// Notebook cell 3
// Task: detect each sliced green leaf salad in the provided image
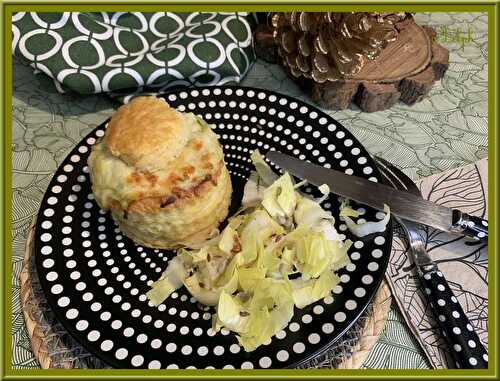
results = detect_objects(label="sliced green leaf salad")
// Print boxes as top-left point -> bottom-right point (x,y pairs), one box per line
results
147,150 -> 355,351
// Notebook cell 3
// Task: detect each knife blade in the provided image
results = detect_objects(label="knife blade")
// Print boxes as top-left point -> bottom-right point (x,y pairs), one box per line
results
266,151 -> 488,241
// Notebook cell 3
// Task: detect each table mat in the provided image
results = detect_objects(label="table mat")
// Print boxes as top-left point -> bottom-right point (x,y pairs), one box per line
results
384,158 -> 488,368
12,12 -> 487,369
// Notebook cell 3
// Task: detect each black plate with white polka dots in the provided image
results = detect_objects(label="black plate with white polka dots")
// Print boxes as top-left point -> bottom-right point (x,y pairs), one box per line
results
34,86 -> 393,369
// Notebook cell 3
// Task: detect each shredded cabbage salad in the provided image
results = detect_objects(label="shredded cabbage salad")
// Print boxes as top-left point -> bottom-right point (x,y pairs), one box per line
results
147,150 -> 388,352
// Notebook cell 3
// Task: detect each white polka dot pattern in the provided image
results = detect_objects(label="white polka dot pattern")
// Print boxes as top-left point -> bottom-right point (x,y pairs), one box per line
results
34,87 -> 391,369
451,212 -> 488,241
420,269 -> 488,368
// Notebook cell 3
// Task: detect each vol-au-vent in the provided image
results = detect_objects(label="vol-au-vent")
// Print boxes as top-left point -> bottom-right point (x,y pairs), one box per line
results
88,96 -> 232,249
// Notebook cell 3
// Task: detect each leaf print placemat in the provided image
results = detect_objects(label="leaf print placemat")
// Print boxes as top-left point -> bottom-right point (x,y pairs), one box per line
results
385,158 -> 488,369
11,11 -> 488,369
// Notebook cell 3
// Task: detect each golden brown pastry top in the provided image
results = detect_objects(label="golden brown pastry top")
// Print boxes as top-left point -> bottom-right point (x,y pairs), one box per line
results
88,96 -> 227,215
104,96 -> 190,171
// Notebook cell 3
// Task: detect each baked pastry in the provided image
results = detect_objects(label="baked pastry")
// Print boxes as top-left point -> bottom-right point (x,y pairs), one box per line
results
87,96 -> 232,249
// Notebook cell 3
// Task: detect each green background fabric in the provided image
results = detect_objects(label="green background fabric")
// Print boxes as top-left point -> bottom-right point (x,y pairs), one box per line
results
12,12 -> 257,95
11,12 -> 487,369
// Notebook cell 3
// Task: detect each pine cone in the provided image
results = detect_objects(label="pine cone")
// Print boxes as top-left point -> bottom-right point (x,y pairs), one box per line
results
273,12 -> 409,82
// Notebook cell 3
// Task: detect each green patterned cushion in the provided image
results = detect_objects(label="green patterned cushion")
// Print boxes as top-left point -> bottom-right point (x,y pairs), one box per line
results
12,12 -> 257,95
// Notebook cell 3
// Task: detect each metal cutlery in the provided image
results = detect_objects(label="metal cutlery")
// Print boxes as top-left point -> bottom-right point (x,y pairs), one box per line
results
375,156 -> 488,369
266,151 -> 488,242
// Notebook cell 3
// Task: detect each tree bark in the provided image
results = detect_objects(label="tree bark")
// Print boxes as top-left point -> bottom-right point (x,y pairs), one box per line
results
311,81 -> 360,110
398,66 -> 435,105
355,83 -> 401,113
430,43 -> 449,80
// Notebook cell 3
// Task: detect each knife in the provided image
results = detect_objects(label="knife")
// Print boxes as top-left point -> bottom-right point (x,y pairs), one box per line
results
266,151 -> 488,242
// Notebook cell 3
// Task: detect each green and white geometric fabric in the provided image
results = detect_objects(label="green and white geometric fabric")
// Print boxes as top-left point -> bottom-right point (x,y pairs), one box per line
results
12,12 -> 257,95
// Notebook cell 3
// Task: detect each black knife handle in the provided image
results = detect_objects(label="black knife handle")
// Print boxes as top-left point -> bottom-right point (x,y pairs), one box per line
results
451,210 -> 488,242
420,267 -> 488,369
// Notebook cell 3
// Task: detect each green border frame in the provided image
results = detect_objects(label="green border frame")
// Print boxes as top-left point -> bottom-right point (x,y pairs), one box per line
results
1,2 -> 498,380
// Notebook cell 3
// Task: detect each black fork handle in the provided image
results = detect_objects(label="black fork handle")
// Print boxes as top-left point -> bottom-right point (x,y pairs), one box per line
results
420,266 -> 488,368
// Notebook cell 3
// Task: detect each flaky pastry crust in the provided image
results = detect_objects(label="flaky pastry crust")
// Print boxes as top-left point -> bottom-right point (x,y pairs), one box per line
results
88,96 -> 232,249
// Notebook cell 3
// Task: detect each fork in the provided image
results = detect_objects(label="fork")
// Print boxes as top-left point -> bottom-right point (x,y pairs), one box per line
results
374,156 -> 488,369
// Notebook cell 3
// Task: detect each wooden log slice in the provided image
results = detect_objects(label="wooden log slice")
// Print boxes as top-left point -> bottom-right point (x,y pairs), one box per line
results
254,15 -> 450,112
351,21 -> 432,82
